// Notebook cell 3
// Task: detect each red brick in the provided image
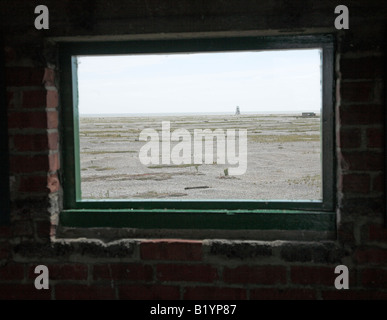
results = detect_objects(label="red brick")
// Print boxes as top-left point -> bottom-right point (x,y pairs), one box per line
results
47,174 -> 60,193
156,264 -> 218,283
47,111 -> 58,129
354,248 -> 387,265
362,269 -> 387,288
8,111 -> 47,129
340,56 -> 384,80
0,226 -> 12,238
46,90 -> 58,108
119,284 -> 180,300
93,263 -> 153,281
339,174 -> 370,194
13,220 -> 33,236
223,266 -> 286,285
43,68 -> 55,87
0,284 -> 51,300
19,175 -> 48,193
369,224 -> 387,242
337,128 -> 361,149
28,264 -> 88,280
49,153 -> 60,172
337,222 -> 356,245
184,286 -> 247,300
250,288 -> 316,300
322,290 -> 387,300
0,242 -> 10,260
35,220 -> 51,238
340,81 -> 375,103
366,127 -> 383,148
340,151 -> 383,171
5,67 -> 44,87
140,239 -> 202,261
10,155 -> 48,173
48,132 -> 59,150
22,90 -> 46,109
13,134 -> 49,152
7,91 -> 22,109
372,173 -> 384,193
291,266 -> 336,286
339,104 -> 383,126
55,284 -> 115,300
0,264 -> 24,280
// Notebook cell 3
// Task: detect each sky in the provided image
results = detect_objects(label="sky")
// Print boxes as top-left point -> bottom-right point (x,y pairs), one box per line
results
77,48 -> 322,115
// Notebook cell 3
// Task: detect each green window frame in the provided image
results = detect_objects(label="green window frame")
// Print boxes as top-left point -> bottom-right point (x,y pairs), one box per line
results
59,34 -> 336,232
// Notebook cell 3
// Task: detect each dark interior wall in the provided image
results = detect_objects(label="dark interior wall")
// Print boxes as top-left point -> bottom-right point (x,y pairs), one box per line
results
0,0 -> 386,299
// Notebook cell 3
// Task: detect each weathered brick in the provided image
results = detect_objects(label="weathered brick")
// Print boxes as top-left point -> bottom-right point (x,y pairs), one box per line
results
47,111 -> 58,129
43,68 -> 55,87
55,284 -> 115,300
140,239 -> 202,261
354,248 -> 387,265
28,264 -> 88,280
19,175 -> 48,193
119,284 -> 180,300
22,90 -> 46,109
361,269 -> 387,288
0,241 -> 10,260
340,151 -> 383,171
35,220 -> 51,238
322,290 -> 387,300
156,264 -> 218,283
8,111 -> 47,129
12,134 -> 49,152
250,288 -> 316,300
7,90 -> 22,109
223,266 -> 286,285
366,127 -> 383,148
339,104 -> 383,126
46,90 -> 58,108
340,81 -> 375,103
337,128 -> 361,149
291,266 -> 337,286
368,224 -> 387,242
371,173 -> 384,193
49,153 -> 60,172
339,174 -> 371,194
184,286 -> 247,300
0,226 -> 12,238
47,174 -> 60,193
5,67 -> 44,87
209,240 -> 272,259
0,263 -> 24,280
48,132 -> 59,151
93,263 -> 153,281
13,220 -> 33,237
340,56 -> 384,79
10,155 -> 48,173
0,284 -> 51,300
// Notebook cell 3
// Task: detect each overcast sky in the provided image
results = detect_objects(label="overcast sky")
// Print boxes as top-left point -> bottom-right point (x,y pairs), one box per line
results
77,48 -> 321,115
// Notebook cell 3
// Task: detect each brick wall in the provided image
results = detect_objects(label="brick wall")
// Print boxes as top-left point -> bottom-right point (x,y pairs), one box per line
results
0,0 -> 386,300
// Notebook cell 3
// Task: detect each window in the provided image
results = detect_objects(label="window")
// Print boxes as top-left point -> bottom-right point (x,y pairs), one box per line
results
59,35 -> 335,233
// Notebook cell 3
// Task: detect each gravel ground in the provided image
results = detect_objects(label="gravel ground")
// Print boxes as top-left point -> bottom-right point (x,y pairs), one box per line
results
79,114 -> 322,201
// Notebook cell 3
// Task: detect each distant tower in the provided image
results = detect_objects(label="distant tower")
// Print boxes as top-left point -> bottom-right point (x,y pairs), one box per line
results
235,106 -> 240,115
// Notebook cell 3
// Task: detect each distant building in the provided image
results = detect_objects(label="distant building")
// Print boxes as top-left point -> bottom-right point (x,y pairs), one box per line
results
301,112 -> 316,118
235,106 -> 240,115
